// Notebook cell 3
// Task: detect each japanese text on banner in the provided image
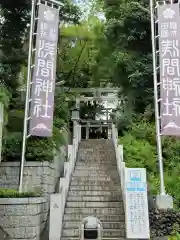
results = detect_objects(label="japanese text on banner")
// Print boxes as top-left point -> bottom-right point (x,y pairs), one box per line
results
29,4 -> 59,137
158,4 -> 180,135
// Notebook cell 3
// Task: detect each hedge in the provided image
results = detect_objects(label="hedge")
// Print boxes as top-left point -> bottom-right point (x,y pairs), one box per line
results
150,209 -> 180,237
0,188 -> 41,198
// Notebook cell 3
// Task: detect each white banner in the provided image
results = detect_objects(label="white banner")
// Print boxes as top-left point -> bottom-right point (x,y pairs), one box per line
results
125,168 -> 150,239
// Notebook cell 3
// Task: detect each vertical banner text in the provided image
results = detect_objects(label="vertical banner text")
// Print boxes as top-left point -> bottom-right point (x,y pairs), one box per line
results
158,4 -> 180,135
29,4 -> 59,137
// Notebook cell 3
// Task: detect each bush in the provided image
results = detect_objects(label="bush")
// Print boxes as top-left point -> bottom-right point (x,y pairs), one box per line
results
130,119 -> 156,146
2,132 -> 22,161
121,119 -> 180,207
2,126 -> 67,161
121,134 -> 157,172
149,209 -> 180,238
0,188 -> 41,198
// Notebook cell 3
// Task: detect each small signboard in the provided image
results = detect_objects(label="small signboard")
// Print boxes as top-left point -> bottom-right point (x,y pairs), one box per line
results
125,168 -> 150,239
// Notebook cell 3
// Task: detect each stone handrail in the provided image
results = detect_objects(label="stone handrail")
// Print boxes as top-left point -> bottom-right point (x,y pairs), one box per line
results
111,124 -> 126,207
0,102 -> 4,163
112,124 -> 151,239
49,121 -> 81,240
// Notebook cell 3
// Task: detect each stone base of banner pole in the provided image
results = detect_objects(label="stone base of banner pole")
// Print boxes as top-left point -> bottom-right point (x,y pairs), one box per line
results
155,194 -> 173,210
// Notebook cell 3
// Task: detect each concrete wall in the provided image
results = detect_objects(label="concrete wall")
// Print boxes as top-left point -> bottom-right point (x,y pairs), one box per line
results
0,129 -> 69,239
0,197 -> 48,240
0,146 -> 66,195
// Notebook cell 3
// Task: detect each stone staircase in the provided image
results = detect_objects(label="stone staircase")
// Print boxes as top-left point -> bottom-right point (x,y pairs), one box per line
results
61,139 -> 125,240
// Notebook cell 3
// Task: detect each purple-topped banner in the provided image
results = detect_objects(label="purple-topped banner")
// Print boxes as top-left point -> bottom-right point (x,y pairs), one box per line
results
158,3 -> 180,136
29,4 -> 59,137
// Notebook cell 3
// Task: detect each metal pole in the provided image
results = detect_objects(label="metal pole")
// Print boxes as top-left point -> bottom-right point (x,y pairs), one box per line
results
0,103 -> 4,163
19,0 -> 35,193
150,0 -> 166,195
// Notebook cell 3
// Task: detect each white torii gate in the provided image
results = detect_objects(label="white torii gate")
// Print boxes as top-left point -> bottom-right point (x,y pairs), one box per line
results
69,88 -> 120,140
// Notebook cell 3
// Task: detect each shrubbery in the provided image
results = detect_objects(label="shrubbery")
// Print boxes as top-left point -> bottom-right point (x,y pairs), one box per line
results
2,91 -> 69,162
0,188 -> 41,198
149,209 -> 180,237
2,127 -> 67,162
120,118 -> 180,237
121,119 -> 180,208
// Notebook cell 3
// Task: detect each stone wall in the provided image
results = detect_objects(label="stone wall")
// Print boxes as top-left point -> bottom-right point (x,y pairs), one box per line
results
0,197 -> 48,240
0,127 -> 69,195
0,129 -> 69,239
0,146 -> 66,195
0,142 -> 66,195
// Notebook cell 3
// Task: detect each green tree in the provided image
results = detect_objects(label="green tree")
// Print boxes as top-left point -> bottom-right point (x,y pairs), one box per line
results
0,0 -> 82,161
104,0 -> 153,114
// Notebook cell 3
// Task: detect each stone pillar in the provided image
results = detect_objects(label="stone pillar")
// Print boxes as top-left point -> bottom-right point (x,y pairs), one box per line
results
0,103 -> 3,163
106,109 -> 108,121
86,123 -> 90,140
108,123 -> 112,139
73,121 -> 77,140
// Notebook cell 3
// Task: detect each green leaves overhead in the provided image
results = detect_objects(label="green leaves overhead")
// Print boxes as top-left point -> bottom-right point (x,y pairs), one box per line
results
104,0 -> 153,114
59,17 -> 105,88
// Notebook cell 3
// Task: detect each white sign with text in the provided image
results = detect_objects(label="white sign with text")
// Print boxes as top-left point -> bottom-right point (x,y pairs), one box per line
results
125,168 -> 150,239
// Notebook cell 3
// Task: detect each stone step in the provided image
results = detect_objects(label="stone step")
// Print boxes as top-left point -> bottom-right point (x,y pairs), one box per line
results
63,214 -> 124,222
78,157 -> 115,159
79,149 -> 114,152
79,151 -> 115,154
78,152 -> 115,155
74,166 -> 117,172
65,205 -> 124,215
65,201 -> 123,208
79,148 -> 115,152
74,167 -> 118,173
63,221 -> 125,229
61,238 -> 125,240
76,162 -> 117,166
79,141 -> 113,146
71,176 -> 119,182
79,145 -> 114,149
75,163 -> 117,167
79,149 -> 114,153
68,190 -> 121,196
62,228 -> 125,237
78,154 -> 116,158
72,170 -> 118,176
78,150 -> 115,153
70,180 -> 119,186
69,185 -> 121,191
66,195 -> 122,202
76,159 -> 116,162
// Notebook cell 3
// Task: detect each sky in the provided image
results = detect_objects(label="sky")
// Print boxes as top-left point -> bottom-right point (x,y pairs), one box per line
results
72,0 -> 105,21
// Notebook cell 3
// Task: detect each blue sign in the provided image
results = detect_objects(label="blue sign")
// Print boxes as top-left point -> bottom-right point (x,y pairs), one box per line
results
130,170 -> 142,182
126,182 -> 146,192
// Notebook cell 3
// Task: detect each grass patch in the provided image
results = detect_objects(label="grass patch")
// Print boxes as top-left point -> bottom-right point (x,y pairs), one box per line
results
0,188 -> 41,198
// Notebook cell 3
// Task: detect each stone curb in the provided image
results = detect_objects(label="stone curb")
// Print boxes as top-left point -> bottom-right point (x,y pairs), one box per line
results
0,197 -> 46,205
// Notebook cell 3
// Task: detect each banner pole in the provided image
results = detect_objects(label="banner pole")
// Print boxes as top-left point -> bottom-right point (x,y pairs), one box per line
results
19,0 -> 35,193
150,0 -> 166,195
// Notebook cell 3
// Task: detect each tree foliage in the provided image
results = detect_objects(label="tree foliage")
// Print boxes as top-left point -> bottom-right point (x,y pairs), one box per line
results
0,0 -> 82,161
121,118 -> 180,208
103,0 -> 153,114
0,0 -> 106,161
